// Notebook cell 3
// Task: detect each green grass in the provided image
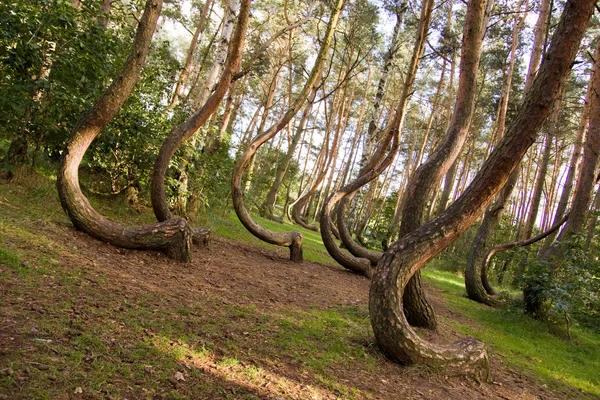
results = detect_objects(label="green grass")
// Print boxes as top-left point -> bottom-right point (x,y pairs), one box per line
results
3,171 -> 600,398
423,268 -> 600,396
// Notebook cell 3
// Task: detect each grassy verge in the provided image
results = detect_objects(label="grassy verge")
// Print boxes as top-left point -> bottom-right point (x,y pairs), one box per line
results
423,268 -> 600,396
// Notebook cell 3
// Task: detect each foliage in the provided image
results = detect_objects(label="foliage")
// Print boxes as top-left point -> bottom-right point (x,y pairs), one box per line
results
0,0 -> 133,165
524,236 -> 600,331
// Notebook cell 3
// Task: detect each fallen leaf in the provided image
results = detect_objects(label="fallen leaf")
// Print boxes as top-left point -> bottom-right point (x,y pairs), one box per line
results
174,371 -> 185,381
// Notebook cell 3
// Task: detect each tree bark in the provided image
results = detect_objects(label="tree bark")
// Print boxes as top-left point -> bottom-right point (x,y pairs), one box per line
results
231,0 -> 345,262
397,0 -> 488,330
150,0 -> 249,245
369,0 -> 593,376
57,0 -> 196,262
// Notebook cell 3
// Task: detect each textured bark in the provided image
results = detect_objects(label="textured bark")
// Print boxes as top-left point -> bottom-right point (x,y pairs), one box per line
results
150,0 -> 249,245
397,0 -> 487,331
231,0 -> 345,262
370,0 -> 593,376
57,0 -> 195,262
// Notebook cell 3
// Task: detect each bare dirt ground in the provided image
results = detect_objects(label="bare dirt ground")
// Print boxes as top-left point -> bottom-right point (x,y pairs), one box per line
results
0,183 -> 591,399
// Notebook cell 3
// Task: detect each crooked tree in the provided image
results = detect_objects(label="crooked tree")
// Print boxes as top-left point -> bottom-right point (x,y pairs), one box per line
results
231,0 -> 346,263
57,0 -> 197,262
150,0 -> 250,244
368,0 -> 595,377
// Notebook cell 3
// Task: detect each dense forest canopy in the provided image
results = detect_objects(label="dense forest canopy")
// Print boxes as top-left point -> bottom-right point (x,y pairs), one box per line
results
1,0 -> 599,378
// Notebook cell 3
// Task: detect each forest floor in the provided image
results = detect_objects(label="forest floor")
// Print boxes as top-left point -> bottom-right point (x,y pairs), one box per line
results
0,176 -> 598,399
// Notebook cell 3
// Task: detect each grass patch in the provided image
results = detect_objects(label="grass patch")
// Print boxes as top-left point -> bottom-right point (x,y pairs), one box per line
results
423,268 -> 600,396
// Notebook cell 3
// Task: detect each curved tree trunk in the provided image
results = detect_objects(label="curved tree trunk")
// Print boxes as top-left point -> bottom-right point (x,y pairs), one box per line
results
369,0 -> 593,377
467,210 -> 569,306
150,0 -> 249,245
396,0 -> 488,330
57,0 -> 196,262
292,97 -> 343,232
231,0 -> 345,262
321,132 -> 400,277
319,0 -> 433,282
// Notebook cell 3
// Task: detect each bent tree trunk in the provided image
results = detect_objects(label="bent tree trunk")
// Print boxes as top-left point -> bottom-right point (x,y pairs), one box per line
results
260,81 -> 319,221
321,131 -> 400,277
320,0 -> 433,279
467,210 -> 569,306
369,0 -> 594,377
231,0 -> 345,262
57,0 -> 194,262
396,0 -> 487,330
150,0 -> 249,245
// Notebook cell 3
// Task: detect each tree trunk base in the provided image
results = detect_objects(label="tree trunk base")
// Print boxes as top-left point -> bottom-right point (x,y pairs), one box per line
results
192,227 -> 211,246
289,235 -> 303,263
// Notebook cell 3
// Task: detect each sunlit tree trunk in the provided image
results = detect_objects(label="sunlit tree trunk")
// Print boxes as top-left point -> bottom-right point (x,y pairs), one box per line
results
370,0 -> 594,375
57,0 -> 196,261
150,0 -> 248,245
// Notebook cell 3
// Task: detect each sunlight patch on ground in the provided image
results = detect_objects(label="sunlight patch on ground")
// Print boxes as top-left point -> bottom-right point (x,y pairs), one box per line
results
424,271 -> 465,289
151,334 -> 340,399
